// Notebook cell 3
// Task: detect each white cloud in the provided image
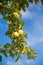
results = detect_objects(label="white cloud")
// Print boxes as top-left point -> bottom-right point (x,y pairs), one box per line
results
6,59 -> 40,65
23,59 -> 40,65
6,60 -> 23,65
20,2 -> 43,21
28,15 -> 43,46
20,10 -> 33,19
6,61 -> 13,65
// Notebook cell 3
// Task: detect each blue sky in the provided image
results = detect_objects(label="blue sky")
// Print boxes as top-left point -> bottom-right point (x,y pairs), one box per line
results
0,2 -> 43,65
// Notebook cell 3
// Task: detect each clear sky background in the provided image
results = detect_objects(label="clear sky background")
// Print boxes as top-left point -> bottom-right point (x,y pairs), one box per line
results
0,2 -> 43,65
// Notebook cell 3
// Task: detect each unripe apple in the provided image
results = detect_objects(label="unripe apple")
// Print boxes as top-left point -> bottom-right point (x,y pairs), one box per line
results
0,46 -> 2,50
18,30 -> 24,35
13,12 -> 19,18
21,48 -> 26,54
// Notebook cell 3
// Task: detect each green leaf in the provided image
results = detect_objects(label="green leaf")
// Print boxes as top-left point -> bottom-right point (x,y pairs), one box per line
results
0,56 -> 2,62
29,0 -> 33,3
4,43 -> 10,49
15,54 -> 21,62
1,50 -> 8,57
35,0 -> 39,4
41,0 -> 43,5
27,52 -> 31,59
0,2 -> 2,6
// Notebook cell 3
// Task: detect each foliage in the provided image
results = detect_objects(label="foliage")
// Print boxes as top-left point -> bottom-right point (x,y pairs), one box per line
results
0,0 -> 42,62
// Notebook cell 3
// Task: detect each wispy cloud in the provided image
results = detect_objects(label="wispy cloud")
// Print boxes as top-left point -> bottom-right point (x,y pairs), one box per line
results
21,3 -> 43,20
6,59 -> 40,65
21,10 -> 33,19
23,59 -> 40,65
6,60 -> 23,65
28,15 -> 43,46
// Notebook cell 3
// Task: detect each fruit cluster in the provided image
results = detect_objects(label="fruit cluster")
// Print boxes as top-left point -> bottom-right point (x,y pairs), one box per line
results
12,30 -> 24,38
